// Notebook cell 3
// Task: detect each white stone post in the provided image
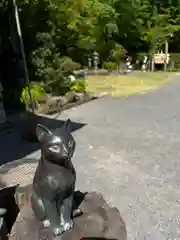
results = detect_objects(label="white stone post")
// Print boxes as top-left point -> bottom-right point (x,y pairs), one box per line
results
126,57 -> 132,72
141,56 -> 148,72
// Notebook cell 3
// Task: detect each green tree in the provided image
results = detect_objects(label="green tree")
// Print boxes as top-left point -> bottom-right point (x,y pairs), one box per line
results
110,44 -> 127,71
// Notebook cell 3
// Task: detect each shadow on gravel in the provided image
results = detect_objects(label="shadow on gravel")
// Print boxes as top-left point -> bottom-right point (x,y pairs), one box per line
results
0,111 -> 86,166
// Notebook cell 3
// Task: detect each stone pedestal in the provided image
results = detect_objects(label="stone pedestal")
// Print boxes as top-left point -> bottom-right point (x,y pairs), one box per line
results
10,192 -> 127,240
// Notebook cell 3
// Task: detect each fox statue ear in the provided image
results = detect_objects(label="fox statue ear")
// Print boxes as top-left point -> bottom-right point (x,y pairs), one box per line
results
36,124 -> 52,141
64,119 -> 71,132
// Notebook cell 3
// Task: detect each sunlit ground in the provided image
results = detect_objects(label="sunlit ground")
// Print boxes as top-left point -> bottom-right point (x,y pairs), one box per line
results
85,72 -> 175,97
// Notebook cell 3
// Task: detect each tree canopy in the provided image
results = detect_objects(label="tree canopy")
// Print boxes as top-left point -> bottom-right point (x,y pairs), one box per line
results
1,0 -> 180,109
2,0 -> 180,69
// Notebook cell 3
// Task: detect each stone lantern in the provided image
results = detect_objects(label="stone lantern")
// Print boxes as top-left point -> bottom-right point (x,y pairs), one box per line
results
141,56 -> 148,72
93,51 -> 99,70
88,56 -> 92,69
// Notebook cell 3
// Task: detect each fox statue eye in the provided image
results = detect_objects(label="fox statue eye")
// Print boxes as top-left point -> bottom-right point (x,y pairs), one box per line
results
68,140 -> 73,148
48,145 -> 60,153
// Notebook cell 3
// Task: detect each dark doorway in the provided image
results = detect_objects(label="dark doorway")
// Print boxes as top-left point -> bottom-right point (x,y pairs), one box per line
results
155,63 -> 164,71
0,2 -> 25,114
0,42 -> 25,114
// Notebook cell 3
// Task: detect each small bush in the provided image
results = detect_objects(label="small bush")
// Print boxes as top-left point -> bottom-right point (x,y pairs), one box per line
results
20,82 -> 46,107
104,61 -> 117,71
168,67 -> 180,72
60,57 -> 81,74
70,79 -> 86,92
110,44 -> 127,64
45,76 -> 70,95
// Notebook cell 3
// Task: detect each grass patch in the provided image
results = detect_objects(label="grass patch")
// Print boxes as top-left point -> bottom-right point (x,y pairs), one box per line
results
85,72 -> 175,97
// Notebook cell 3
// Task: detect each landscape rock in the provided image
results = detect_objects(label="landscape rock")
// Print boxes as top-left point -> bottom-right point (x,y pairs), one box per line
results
46,96 -> 64,109
62,92 -> 78,105
40,92 -> 96,115
37,94 -> 50,105
10,191 -> 126,240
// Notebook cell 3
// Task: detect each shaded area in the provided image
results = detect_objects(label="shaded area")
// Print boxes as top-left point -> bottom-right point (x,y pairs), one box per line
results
0,185 -> 19,236
0,1 -> 27,114
73,191 -> 87,213
0,112 -> 86,166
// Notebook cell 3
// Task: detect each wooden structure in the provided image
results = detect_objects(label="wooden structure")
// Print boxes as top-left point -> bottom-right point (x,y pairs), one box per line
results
153,51 -> 170,64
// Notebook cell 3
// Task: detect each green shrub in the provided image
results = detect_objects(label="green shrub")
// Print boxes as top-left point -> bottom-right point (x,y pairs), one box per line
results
70,79 -> 86,92
20,82 -> 46,107
45,76 -> 70,95
110,44 -> 127,64
136,52 -> 148,62
104,61 -> 117,71
60,57 -> 81,74
168,67 -> 180,72
170,53 -> 180,69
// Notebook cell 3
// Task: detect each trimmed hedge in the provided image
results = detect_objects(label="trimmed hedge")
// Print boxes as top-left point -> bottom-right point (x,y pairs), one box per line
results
104,61 -> 117,71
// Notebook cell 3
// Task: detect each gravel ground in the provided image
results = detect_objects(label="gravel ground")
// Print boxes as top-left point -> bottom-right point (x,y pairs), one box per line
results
1,75 -> 180,239
58,76 -> 180,240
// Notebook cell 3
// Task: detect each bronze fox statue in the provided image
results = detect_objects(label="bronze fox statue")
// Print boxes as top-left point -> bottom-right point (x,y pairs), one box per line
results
31,119 -> 79,237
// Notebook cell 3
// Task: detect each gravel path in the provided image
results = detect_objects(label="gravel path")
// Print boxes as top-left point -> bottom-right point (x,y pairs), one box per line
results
59,76 -> 180,240
1,75 -> 180,239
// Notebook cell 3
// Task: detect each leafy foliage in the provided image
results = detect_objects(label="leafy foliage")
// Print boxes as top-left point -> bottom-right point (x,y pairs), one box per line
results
1,0 -> 180,109
110,44 -> 127,68
60,57 -> 81,74
170,53 -> 180,69
104,61 -> 117,71
20,82 -> 45,107
70,79 -> 86,92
